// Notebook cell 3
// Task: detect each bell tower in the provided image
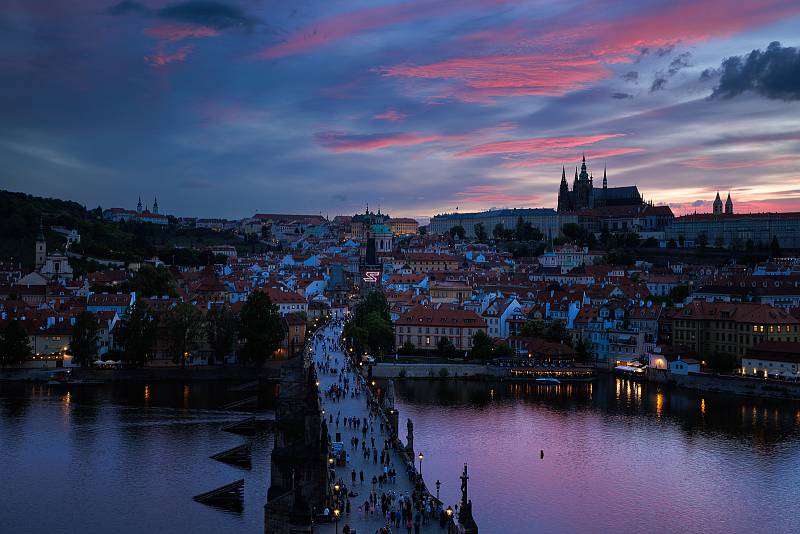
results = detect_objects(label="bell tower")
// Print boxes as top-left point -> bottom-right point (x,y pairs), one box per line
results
35,219 -> 47,269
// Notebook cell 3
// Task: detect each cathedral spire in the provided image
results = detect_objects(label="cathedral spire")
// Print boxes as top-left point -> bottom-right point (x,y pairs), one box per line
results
725,192 -> 733,214
561,166 -> 566,183
137,195 -> 143,213
603,165 -> 607,189
713,192 -> 723,215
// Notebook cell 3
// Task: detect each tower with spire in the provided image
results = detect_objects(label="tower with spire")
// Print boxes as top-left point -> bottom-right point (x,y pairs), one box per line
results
725,193 -> 733,215
603,165 -> 607,189
713,192 -> 723,215
137,196 -> 143,214
35,218 -> 47,270
153,195 -> 159,215
557,166 -> 571,211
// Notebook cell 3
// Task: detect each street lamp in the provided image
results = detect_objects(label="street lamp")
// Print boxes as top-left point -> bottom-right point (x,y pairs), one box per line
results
435,479 -> 441,501
333,508 -> 341,534
446,506 -> 453,519
418,452 -> 424,477
329,456 -> 334,466
334,482 -> 340,493
315,379 -> 320,387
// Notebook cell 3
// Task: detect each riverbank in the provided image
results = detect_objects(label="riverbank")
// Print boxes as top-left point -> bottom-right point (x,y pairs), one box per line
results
370,362 -> 501,380
648,368 -> 800,400
0,364 -> 283,383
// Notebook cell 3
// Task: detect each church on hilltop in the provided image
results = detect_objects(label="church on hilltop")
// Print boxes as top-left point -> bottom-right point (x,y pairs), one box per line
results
557,156 -> 644,212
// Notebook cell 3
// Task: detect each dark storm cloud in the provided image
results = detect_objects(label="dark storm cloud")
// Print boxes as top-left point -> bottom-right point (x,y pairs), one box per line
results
611,92 -> 633,99
710,41 -> 800,100
699,68 -> 717,82
621,71 -> 638,83
109,0 -> 261,30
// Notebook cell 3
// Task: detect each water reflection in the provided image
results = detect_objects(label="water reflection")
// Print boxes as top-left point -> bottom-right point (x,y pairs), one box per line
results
0,381 -> 275,534
394,375 -> 800,534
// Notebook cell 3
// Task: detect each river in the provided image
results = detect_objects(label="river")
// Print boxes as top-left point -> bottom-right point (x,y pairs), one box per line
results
2,376 -> 799,534
393,376 -> 800,534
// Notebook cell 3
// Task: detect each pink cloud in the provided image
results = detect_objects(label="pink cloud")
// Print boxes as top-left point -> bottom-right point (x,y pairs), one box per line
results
316,122 -> 516,153
454,133 -> 625,158
315,131 -> 461,152
381,54 -> 611,101
501,147 -> 643,168
374,109 -> 407,122
251,0 -> 514,60
381,0 -> 800,101
145,45 -> 193,67
144,24 -> 221,43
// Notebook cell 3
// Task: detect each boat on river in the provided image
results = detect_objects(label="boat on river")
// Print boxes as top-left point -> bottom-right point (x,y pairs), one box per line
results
535,378 -> 561,385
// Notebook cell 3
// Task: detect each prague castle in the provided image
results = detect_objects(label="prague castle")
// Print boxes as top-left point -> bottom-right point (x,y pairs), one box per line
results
557,156 -> 644,212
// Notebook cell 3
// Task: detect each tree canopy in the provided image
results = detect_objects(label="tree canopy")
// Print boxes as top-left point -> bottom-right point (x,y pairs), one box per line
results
1,320 -> 32,365
116,302 -> 157,364
70,311 -> 99,366
238,291 -> 284,364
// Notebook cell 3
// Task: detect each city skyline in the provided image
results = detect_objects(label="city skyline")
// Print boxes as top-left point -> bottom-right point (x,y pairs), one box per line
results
2,0 -> 800,220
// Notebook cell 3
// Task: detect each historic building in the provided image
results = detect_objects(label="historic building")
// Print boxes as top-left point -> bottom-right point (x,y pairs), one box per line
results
666,192 -> 800,249
103,195 -> 168,225
428,208 -> 575,239
557,156 -> 644,212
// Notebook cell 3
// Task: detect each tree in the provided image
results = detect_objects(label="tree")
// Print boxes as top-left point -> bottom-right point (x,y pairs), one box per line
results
206,305 -> 238,365
474,223 -> 488,243
419,226 -> 427,236
129,264 -> 176,297
363,311 -> 394,355
770,236 -> 781,258
166,303 -> 203,366
398,341 -> 416,355
521,320 -> 545,338
70,311 -> 99,366
697,232 -> 708,250
493,223 -> 505,239
493,342 -> 514,358
1,320 -> 32,365
344,291 -> 393,355
449,225 -> 466,240
116,302 -> 157,364
436,336 -> 456,357
469,330 -> 494,360
238,291 -> 284,364
562,223 -> 584,243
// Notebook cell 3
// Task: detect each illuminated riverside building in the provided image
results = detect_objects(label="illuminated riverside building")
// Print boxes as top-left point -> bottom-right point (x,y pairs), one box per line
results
672,301 -> 800,358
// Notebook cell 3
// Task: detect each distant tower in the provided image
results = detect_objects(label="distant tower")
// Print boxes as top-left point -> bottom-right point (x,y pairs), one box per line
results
137,196 -> 143,213
713,192 -> 723,215
153,195 -> 159,215
35,219 -> 47,270
603,165 -> 607,189
725,192 -> 733,214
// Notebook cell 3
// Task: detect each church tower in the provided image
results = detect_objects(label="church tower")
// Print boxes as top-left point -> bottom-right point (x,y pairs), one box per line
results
35,219 -> 47,270
153,195 -> 159,215
725,193 -> 733,214
713,192 -> 723,215
603,165 -> 607,189
137,196 -> 143,213
558,166 -> 571,212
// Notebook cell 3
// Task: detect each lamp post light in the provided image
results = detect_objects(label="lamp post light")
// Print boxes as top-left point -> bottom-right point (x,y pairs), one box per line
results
333,508 -> 341,534
418,452 -> 424,477
334,482 -> 340,494
329,456 -> 334,467
435,479 -> 441,501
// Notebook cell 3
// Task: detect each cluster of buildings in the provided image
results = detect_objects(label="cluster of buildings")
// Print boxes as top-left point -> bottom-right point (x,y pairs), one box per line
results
429,157 -> 800,250
3,161 -> 800,380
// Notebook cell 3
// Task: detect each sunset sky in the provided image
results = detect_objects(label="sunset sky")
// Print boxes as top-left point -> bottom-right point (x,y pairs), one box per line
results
2,0 -> 800,221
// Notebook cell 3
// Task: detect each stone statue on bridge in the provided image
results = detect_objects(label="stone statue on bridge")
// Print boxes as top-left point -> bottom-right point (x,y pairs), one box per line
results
384,379 -> 396,411
406,418 -> 414,456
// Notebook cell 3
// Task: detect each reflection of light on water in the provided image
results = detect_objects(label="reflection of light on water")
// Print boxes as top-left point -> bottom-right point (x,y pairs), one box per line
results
656,392 -> 664,418
616,379 -> 621,400
144,385 -> 150,405
183,384 -> 190,408
63,391 -> 71,406
701,398 -> 706,415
